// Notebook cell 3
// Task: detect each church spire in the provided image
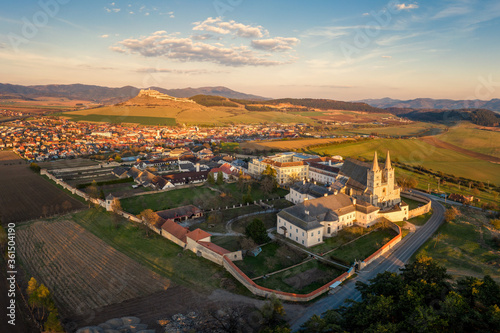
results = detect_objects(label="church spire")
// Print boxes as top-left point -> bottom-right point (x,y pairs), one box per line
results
371,151 -> 380,171
385,150 -> 392,170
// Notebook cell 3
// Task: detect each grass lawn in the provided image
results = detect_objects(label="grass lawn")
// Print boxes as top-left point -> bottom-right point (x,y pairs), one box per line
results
395,167 -> 499,208
309,225 -> 378,255
256,260 -> 345,294
71,208 -> 228,291
393,222 -> 411,238
407,210 -> 433,226
402,196 -> 426,210
329,228 -> 397,264
235,242 -> 308,278
120,186 -> 214,214
311,138 -> 500,185
211,236 -> 243,252
232,213 -> 277,234
438,122 -> 500,158
120,184 -> 288,216
415,206 -> 500,282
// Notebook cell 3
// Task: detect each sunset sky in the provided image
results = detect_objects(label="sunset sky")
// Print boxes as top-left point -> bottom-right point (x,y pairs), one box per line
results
1,0 -> 500,100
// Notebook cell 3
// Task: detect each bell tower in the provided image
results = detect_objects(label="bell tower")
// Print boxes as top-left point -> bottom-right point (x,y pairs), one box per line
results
367,151 -> 382,205
384,150 -> 394,192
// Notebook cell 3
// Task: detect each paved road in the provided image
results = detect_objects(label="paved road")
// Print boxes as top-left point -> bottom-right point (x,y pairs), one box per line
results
289,197 -> 445,331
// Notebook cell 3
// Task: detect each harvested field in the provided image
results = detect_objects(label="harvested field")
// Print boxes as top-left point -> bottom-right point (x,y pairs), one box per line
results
420,136 -> 500,163
17,220 -> 170,318
0,152 -> 84,224
0,150 -> 19,161
241,138 -> 353,152
37,158 -> 100,170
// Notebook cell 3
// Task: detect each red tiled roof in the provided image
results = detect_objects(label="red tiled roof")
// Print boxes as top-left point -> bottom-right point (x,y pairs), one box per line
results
161,219 -> 189,243
198,241 -> 230,255
186,228 -> 211,242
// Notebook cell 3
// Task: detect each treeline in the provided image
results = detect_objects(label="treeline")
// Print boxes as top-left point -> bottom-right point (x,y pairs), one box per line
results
244,105 -> 278,111
387,108 -> 500,126
266,98 -> 387,113
189,95 -> 239,107
76,177 -> 134,189
300,256 -> 500,332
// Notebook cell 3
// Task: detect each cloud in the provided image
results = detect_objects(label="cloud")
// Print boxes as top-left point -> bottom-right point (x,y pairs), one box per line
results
395,3 -> 419,11
193,17 -> 268,38
105,7 -> 121,13
381,55 -> 392,59
251,37 -> 300,52
101,34 -> 109,38
136,67 -> 228,75
111,33 -> 290,66
191,33 -> 220,40
433,6 -> 471,19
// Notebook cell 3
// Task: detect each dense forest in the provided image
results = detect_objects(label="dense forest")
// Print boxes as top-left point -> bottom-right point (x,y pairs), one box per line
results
189,94 -> 239,107
266,98 -> 387,112
386,108 -> 500,126
300,256 -> 500,333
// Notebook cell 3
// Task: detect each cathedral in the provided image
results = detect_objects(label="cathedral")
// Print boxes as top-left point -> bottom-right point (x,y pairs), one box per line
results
340,151 -> 401,209
277,151 -> 408,247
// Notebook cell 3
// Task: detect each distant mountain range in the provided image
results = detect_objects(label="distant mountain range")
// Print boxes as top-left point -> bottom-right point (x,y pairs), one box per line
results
0,83 -> 268,104
358,97 -> 500,112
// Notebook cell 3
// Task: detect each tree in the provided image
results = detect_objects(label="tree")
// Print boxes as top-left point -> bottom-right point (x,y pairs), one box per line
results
44,309 -> 64,332
259,295 -> 290,332
444,206 -> 460,222
245,218 -> 270,244
262,165 -> 277,178
138,209 -> 159,237
110,198 -> 122,229
300,257 -> 500,333
261,176 -> 277,195
207,172 -> 215,185
29,162 -> 41,173
87,180 -> 99,200
61,200 -> 72,212
472,188 -> 480,197
216,171 -> 224,185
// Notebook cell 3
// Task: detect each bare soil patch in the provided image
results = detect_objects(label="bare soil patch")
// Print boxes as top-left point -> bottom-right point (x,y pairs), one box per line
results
284,268 -> 330,289
0,152 -> 84,224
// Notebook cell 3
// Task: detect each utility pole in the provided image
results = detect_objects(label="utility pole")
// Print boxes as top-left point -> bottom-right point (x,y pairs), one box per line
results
428,183 -> 430,193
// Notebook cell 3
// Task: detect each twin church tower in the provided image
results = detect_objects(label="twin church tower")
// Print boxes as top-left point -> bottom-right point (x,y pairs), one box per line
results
364,151 -> 401,208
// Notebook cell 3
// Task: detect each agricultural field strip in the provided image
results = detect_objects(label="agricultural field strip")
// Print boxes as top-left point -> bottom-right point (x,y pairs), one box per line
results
19,221 -> 153,307
17,220 -> 168,314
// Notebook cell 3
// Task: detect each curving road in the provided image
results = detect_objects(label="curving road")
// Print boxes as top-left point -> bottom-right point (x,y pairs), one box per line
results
289,196 -> 445,331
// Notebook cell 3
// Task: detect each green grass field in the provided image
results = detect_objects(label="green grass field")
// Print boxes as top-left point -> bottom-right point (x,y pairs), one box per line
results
71,208 -> 228,291
340,122 -> 446,137
120,183 -> 287,215
64,113 -> 177,126
438,122 -> 500,158
407,210 -> 433,226
312,138 -> 500,185
328,228 -> 397,264
415,206 -> 500,282
235,242 -> 308,278
120,187 -> 214,215
395,167 -> 499,207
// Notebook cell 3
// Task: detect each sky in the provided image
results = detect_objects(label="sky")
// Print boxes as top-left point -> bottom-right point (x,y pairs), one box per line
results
1,0 -> 500,100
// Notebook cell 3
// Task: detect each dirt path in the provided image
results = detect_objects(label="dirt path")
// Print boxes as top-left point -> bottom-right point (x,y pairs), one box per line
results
419,136 -> 500,163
